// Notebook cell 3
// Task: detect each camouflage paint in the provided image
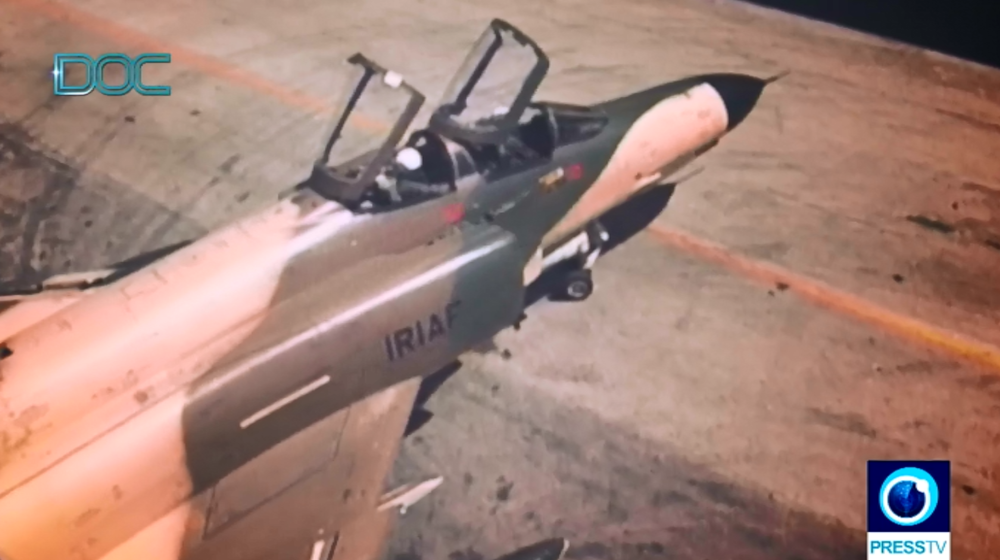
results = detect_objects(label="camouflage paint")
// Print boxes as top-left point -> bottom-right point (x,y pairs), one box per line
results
0,63 -> 766,560
0,185 -> 525,559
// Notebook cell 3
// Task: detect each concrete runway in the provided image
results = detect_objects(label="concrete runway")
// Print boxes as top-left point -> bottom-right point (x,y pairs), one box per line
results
1,0 -> 999,558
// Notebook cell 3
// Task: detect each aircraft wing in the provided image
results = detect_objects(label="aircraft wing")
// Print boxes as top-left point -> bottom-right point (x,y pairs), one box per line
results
101,377 -> 427,560
0,269 -> 114,340
0,241 -> 194,339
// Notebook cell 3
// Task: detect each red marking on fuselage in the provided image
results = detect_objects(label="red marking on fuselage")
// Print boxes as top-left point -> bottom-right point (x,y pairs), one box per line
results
442,203 -> 465,224
565,164 -> 583,181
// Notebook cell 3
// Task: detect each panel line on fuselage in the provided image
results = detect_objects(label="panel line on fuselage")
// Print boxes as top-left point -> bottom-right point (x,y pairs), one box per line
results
239,375 -> 332,429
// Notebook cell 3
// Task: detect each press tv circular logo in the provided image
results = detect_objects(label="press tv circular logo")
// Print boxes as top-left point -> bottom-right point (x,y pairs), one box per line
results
879,467 -> 940,526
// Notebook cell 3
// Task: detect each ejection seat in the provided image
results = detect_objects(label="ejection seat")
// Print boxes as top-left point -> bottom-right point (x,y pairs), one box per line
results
517,104 -> 558,158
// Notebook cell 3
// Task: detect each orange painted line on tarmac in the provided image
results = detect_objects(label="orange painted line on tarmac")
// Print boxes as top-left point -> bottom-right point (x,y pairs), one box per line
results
8,0 -> 331,113
4,0 -> 388,131
646,225 -> 1000,372
10,0 -> 1000,373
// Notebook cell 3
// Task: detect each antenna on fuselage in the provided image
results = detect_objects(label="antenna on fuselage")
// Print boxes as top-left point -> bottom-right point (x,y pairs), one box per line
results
764,69 -> 790,84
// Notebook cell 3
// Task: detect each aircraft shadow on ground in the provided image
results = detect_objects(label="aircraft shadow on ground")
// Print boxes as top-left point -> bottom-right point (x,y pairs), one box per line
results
406,360 -> 463,437
408,183 -> 676,436
390,360 -> 867,560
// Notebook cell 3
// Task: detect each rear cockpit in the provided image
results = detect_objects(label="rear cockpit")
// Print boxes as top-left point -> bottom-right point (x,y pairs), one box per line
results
539,102 -> 608,147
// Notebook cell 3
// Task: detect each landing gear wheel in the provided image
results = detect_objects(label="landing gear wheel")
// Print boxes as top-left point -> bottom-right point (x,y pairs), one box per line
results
560,269 -> 594,302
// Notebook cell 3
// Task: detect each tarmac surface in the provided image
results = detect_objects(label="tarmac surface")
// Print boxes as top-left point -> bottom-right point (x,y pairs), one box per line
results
1,0 -> 1000,558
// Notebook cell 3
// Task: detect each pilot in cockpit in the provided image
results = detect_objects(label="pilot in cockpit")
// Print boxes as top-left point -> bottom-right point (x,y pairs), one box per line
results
374,143 -> 453,203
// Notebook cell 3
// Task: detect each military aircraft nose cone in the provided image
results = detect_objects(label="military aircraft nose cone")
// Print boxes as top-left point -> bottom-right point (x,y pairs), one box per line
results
703,73 -> 768,131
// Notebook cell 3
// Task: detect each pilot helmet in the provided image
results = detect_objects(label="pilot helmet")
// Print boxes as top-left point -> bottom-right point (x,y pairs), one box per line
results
395,147 -> 423,171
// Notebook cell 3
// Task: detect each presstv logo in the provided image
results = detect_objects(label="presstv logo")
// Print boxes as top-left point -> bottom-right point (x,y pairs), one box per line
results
867,461 -> 950,559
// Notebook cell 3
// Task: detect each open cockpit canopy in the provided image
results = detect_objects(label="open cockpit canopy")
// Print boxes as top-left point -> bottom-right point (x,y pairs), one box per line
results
309,54 -> 425,203
304,21 -> 556,209
429,19 -> 549,146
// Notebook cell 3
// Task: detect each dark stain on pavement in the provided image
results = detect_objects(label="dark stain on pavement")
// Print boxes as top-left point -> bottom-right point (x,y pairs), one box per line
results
0,121 -> 205,288
805,407 -> 878,438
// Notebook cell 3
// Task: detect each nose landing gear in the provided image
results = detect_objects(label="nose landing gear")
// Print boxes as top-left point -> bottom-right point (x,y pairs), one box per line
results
559,269 -> 594,301
552,221 -> 608,302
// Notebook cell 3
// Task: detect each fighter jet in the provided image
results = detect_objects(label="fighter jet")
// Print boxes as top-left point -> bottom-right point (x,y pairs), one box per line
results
0,18 -> 769,560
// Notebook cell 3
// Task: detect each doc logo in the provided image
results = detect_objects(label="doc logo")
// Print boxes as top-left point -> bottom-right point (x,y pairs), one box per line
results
868,461 -> 950,559
53,53 -> 171,96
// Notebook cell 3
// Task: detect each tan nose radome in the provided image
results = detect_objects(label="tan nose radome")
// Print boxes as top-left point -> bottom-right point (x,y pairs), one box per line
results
544,82 -> 728,247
